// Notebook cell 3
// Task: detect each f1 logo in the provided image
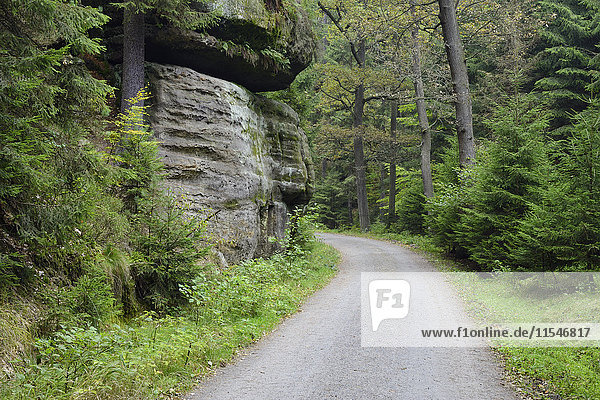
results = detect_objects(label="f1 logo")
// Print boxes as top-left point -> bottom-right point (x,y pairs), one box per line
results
369,280 -> 411,331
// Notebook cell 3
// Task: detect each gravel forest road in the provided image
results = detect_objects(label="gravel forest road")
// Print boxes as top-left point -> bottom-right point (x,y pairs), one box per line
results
185,233 -> 518,400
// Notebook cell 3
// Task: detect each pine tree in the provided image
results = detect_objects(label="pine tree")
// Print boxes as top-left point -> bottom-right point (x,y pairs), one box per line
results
455,96 -> 551,270
532,0 -> 600,130
512,101 -> 600,270
0,0 -> 112,283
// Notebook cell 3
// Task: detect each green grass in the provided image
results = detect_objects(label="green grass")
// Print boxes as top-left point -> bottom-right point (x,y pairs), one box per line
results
456,274 -> 600,399
0,240 -> 339,400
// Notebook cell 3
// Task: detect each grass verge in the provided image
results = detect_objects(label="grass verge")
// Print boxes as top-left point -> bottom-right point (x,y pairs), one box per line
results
0,240 -> 339,400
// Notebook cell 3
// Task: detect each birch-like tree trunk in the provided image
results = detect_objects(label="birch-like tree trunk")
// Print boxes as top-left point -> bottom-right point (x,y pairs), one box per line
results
438,0 -> 475,166
411,0 -> 434,198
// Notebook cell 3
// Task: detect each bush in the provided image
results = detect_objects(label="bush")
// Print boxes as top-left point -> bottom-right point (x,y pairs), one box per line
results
426,181 -> 469,257
426,138 -> 469,256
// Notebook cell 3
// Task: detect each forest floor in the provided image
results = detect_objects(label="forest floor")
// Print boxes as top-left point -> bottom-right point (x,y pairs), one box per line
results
185,233 -> 517,399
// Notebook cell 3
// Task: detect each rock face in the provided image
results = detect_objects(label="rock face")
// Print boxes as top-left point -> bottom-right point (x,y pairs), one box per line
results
148,64 -> 314,263
103,0 -> 316,91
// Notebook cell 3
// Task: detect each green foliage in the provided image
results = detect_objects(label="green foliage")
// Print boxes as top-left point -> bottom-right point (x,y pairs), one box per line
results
390,169 -> 426,234
425,96 -> 552,268
0,0 -> 114,286
104,89 -> 210,313
424,138 -> 467,254
454,97 -> 551,269
532,0 -> 600,129
180,210 -> 322,322
426,181 -> 466,255
312,167 -> 355,229
115,0 -> 218,31
0,0 -> 111,204
510,100 -> 600,270
131,193 -> 209,312
1,241 -> 339,400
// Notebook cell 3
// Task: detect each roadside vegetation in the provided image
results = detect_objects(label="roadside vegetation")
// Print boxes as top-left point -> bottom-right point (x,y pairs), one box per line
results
1,218 -> 338,400
0,4 -> 339,394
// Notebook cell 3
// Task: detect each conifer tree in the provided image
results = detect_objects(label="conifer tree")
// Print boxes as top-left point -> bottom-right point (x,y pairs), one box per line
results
533,0 -> 600,129
117,0 -> 216,112
0,0 -> 112,281
455,96 -> 550,269
511,101 -> 600,270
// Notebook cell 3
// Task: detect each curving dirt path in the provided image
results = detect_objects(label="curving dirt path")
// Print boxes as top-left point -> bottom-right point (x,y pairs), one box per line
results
184,233 -> 518,400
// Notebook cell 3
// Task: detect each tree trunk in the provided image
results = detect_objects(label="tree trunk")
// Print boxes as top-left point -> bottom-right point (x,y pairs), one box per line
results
378,163 -> 386,222
411,0 -> 434,198
321,158 -> 328,178
388,100 -> 397,227
438,0 -> 475,166
353,132 -> 370,231
353,40 -> 370,232
347,192 -> 354,226
121,5 -> 145,113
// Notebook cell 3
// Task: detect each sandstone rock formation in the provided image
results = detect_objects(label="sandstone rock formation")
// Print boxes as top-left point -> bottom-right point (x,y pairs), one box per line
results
102,0 -> 316,91
148,64 -> 314,264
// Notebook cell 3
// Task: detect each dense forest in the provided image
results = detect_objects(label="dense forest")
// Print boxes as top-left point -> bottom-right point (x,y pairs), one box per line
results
299,0 -> 600,272
1,0 -> 600,398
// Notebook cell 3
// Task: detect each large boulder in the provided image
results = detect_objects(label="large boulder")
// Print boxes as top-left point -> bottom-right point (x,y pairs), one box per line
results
147,63 -> 314,263
103,0 -> 316,91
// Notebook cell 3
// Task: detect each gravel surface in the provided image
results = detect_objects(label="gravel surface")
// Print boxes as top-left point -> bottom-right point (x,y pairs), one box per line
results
185,233 -> 518,400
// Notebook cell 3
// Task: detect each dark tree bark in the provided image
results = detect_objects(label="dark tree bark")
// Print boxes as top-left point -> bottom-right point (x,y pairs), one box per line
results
378,163 -> 386,221
121,5 -> 145,113
347,192 -> 354,226
411,0 -> 434,198
321,158 -> 328,178
353,41 -> 370,232
353,133 -> 370,231
388,100 -> 397,227
438,0 -> 475,166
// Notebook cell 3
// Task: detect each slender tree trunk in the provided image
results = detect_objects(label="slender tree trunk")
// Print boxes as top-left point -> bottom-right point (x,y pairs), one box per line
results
411,0 -> 434,198
378,163 -> 386,222
121,5 -> 145,113
353,132 -> 370,231
438,0 -> 475,166
388,100 -> 397,227
347,192 -> 354,226
353,40 -> 370,232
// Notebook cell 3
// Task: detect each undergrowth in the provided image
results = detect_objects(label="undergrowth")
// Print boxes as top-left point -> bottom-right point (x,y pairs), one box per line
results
0,236 -> 339,400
